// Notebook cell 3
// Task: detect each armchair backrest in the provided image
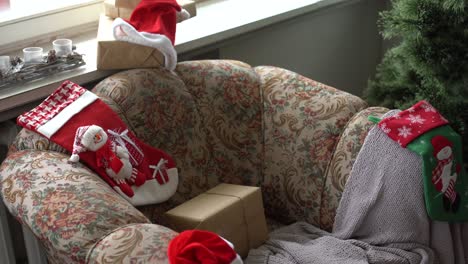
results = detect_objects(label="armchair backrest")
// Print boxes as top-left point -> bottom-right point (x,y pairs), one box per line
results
253,65 -> 388,230
93,60 -> 264,221
93,60 -> 389,230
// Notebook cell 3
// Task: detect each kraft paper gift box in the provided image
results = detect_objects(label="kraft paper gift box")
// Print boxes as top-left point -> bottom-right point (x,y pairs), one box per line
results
109,0 -> 197,19
97,15 -> 165,70
103,0 -> 133,19
163,183 -> 269,258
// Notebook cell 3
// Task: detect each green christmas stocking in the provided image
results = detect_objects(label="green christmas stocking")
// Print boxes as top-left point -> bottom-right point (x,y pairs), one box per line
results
370,100 -> 467,221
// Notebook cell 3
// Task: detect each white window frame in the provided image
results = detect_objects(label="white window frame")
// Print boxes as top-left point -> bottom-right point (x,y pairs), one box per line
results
0,0 -> 103,54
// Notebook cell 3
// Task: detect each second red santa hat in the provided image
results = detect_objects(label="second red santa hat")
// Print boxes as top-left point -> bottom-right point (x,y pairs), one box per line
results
112,0 -> 190,71
168,230 -> 243,264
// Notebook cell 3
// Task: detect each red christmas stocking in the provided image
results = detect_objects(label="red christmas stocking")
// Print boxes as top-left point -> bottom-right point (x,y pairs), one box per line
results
17,80 -> 178,206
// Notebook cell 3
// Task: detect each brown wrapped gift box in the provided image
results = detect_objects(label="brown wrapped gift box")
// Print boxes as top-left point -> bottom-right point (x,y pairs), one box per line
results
109,0 -> 197,19
164,184 -> 269,258
114,0 -> 140,9
97,15 -> 165,70
103,0 -> 133,19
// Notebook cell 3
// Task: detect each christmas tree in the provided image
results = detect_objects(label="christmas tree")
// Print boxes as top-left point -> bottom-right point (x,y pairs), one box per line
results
365,0 -> 468,167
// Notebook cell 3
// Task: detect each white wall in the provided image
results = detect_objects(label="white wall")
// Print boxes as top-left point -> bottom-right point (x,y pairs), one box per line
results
217,0 -> 386,96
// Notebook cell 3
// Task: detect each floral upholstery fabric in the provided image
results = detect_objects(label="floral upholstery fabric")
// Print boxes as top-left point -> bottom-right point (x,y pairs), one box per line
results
86,223 -> 177,264
8,128 -> 68,155
0,60 -> 387,263
319,107 -> 388,231
255,66 -> 368,227
0,150 -> 149,263
92,60 -> 263,223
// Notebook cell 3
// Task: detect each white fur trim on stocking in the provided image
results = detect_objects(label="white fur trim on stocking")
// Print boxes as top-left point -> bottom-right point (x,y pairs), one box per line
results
37,91 -> 98,138
114,167 -> 178,206
112,18 -> 177,71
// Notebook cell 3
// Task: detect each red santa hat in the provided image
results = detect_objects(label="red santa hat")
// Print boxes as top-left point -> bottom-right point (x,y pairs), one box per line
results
69,125 -> 104,162
112,0 -> 190,71
167,230 -> 243,264
431,135 -> 453,157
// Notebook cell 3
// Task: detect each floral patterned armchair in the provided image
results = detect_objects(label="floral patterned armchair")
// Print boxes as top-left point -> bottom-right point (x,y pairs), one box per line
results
0,60 -> 388,263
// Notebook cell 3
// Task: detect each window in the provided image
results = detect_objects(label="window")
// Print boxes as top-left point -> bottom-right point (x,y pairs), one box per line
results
0,0 -> 103,53
0,0 -> 99,23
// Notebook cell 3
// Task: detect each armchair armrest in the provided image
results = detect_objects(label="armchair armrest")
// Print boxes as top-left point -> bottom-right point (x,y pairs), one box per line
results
0,150 -> 150,263
8,128 -> 68,155
86,223 -> 177,263
319,106 -> 389,231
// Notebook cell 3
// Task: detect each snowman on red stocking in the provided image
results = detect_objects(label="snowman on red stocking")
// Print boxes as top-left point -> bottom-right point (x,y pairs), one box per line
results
69,125 -> 146,187
66,123 -> 179,205
431,135 -> 462,213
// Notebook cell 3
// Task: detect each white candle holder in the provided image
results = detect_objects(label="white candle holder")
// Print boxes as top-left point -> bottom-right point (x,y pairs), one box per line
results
52,39 -> 72,56
0,56 -> 10,73
0,39 -> 85,88
23,47 -> 43,64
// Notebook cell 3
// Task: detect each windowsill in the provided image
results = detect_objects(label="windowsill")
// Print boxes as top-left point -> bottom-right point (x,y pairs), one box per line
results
0,0 -> 349,121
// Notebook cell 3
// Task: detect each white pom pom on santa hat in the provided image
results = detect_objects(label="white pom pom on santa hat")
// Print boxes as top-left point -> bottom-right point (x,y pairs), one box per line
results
69,154 -> 80,163
112,0 -> 190,71
168,230 -> 243,264
69,125 -> 89,162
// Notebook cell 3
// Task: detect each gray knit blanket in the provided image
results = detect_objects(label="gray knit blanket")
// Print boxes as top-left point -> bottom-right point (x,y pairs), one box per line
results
246,111 -> 468,264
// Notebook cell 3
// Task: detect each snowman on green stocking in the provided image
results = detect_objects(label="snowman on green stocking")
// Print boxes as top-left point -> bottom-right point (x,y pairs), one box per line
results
431,135 -> 462,213
370,100 -> 467,221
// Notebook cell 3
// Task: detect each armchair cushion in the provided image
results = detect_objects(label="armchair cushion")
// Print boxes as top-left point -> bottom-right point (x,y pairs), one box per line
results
8,128 -> 68,155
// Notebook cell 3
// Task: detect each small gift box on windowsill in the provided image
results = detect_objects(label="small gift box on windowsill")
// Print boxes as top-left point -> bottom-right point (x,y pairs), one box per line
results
106,0 -> 197,20
96,15 -> 165,70
163,183 -> 269,258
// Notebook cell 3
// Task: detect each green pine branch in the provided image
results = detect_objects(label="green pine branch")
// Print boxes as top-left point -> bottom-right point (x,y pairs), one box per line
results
365,0 -> 468,166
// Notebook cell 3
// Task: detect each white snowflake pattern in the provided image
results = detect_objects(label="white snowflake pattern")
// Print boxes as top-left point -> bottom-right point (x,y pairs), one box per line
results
380,123 -> 391,134
406,114 -> 425,124
408,107 -> 415,113
397,126 -> 412,138
421,103 -> 436,112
